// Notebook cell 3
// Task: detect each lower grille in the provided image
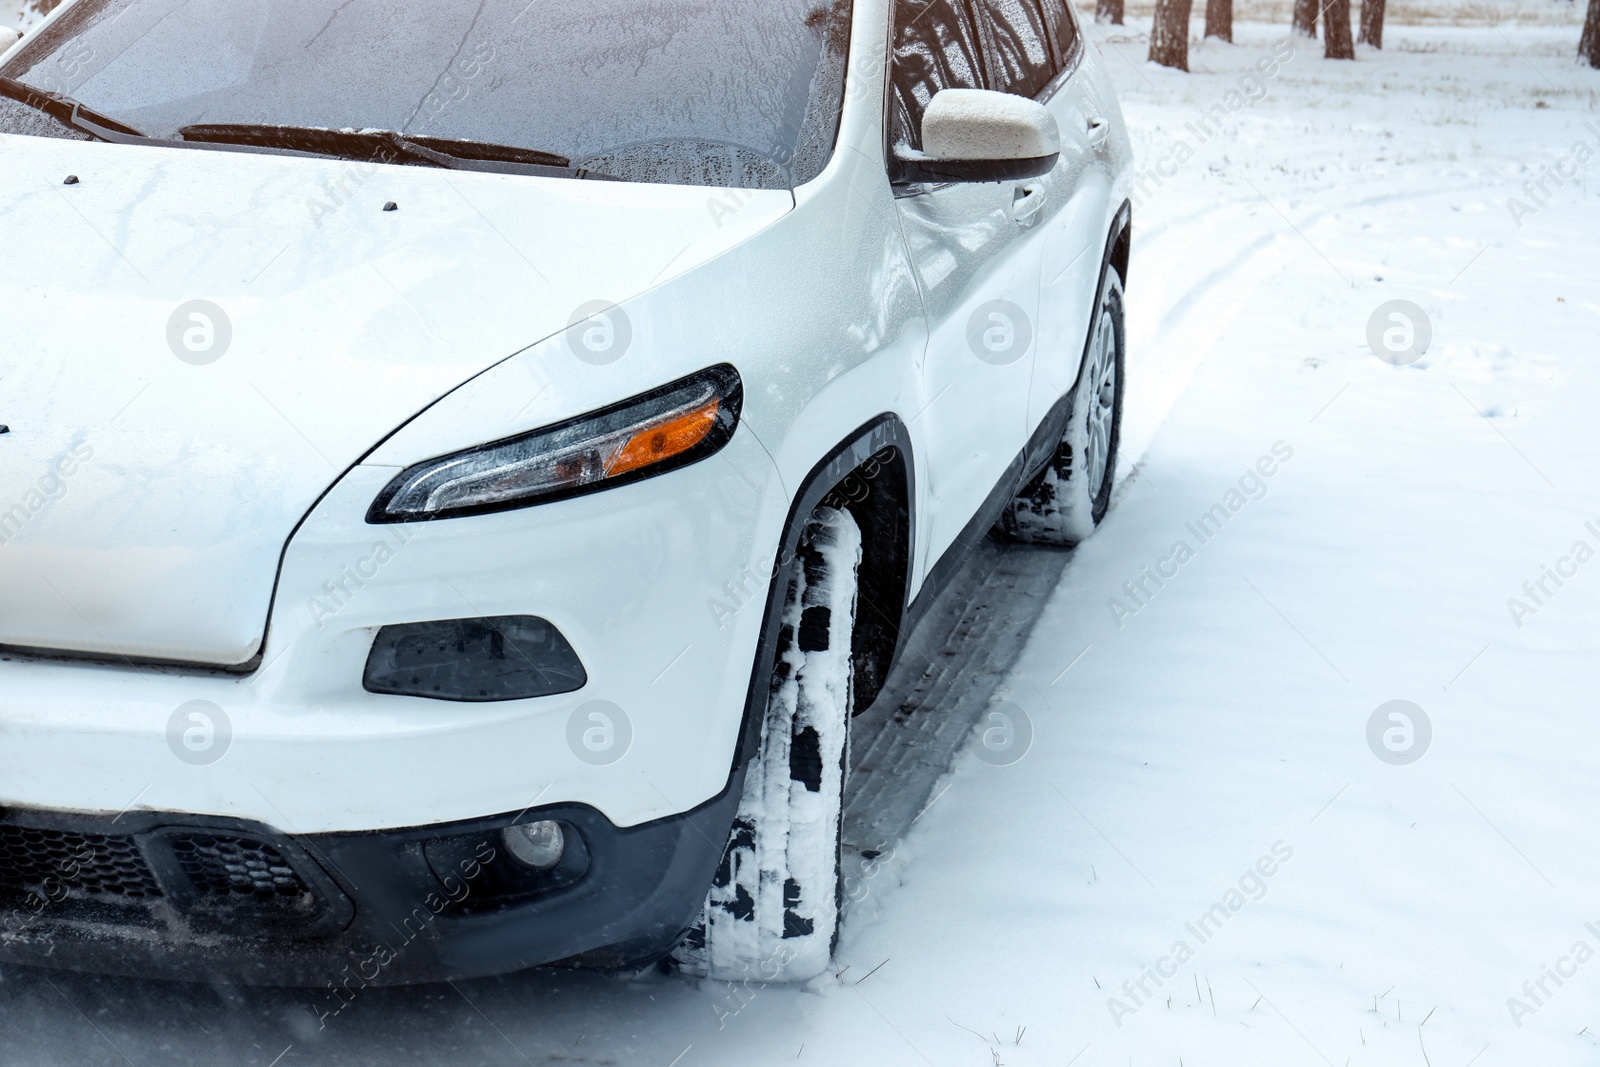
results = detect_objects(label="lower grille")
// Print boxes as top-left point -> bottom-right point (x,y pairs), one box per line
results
0,814 -> 352,943
171,834 -> 310,902
0,825 -> 163,900
0,825 -> 312,910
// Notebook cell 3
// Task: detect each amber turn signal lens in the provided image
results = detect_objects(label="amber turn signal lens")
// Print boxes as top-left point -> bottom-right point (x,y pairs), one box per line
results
370,365 -> 741,522
605,400 -> 720,478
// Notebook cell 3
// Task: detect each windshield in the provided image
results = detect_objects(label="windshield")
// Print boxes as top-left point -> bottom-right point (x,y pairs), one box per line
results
0,0 -> 853,189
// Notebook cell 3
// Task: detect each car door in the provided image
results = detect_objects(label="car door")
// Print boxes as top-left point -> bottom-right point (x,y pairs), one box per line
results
1004,0 -> 1117,431
889,0 -> 1046,582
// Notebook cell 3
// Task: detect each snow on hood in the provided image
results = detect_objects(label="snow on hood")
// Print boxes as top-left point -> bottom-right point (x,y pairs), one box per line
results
0,134 -> 791,666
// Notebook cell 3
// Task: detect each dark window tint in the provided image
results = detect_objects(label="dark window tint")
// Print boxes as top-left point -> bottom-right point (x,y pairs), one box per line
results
889,0 -> 1082,161
976,0 -> 1054,99
1040,0 -> 1083,69
0,0 -> 854,189
888,0 -> 987,153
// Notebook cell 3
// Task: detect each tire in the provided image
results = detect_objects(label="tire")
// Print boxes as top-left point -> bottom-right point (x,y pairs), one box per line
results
1001,272 -> 1126,547
674,506 -> 863,983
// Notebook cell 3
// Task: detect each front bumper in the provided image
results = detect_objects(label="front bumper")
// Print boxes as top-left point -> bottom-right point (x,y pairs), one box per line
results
0,405 -> 783,986
0,425 -> 785,835
0,787 -> 739,988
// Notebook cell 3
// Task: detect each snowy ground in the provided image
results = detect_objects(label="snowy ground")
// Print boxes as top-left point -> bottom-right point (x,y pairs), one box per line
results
0,0 -> 38,33
4,7 -> 1600,1067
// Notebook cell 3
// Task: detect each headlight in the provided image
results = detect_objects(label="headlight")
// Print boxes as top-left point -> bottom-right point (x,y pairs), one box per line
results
368,364 -> 742,522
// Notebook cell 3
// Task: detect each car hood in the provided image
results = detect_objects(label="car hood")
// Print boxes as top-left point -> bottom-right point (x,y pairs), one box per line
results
0,136 -> 791,666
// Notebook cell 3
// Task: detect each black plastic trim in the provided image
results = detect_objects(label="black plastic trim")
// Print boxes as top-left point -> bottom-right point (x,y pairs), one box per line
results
892,151 -> 1059,185
0,792 -> 740,987
361,615 -> 589,703
0,809 -> 356,945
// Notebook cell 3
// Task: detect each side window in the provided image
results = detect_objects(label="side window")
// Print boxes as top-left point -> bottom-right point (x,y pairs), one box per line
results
1038,0 -> 1083,74
974,0 -> 1055,99
888,0 -> 987,153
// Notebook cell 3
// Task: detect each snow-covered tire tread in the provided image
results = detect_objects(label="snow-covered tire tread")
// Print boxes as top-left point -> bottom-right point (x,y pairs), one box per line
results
1001,272 -> 1126,547
674,506 -> 862,983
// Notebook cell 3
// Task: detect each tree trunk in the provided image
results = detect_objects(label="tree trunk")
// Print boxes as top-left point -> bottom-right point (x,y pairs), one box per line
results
1582,0 -> 1600,68
1358,0 -> 1386,47
1206,0 -> 1234,42
1149,0 -> 1194,69
1325,0 -> 1355,57
1097,0 -> 1126,26
1292,0 -> 1319,38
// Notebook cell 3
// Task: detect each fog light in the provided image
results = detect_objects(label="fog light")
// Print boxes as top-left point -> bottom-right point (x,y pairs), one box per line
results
502,821 -> 566,870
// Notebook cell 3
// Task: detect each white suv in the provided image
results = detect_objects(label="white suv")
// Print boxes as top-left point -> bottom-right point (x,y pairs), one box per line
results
0,0 -> 1130,988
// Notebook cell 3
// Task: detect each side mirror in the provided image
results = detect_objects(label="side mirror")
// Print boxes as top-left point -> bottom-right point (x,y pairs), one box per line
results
895,88 -> 1060,184
0,26 -> 20,49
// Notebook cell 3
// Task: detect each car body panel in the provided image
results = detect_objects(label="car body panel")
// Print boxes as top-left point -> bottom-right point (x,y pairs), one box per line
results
893,177 -> 1043,588
1029,39 -> 1134,427
0,135 -> 791,665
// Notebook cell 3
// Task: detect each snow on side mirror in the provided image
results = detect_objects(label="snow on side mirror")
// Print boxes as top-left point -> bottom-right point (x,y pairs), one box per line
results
895,88 -> 1061,185
0,26 -> 21,49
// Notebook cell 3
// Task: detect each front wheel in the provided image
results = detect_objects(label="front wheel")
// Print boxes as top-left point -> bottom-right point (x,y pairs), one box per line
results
673,506 -> 862,983
1001,272 -> 1126,547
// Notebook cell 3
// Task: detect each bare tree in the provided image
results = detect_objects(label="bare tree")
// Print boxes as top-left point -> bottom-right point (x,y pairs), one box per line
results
1206,0 -> 1234,42
1292,0 -> 1319,38
1583,0 -> 1600,68
1325,0 -> 1355,57
1149,0 -> 1194,69
1359,0 -> 1387,47
1097,0 -> 1126,26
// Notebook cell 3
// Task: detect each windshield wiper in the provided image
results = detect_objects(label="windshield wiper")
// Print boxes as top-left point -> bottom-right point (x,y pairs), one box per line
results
180,124 -> 459,168
404,134 -> 571,169
178,123 -> 581,174
0,95 -> 598,177
0,76 -> 148,141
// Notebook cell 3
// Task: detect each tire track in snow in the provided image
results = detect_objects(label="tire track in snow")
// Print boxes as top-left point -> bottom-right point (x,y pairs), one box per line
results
845,537 -> 1071,856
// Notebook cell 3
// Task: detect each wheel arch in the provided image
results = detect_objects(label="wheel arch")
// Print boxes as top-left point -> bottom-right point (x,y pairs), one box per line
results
1061,199 -> 1132,408
1108,199 -> 1132,288
729,415 -> 915,780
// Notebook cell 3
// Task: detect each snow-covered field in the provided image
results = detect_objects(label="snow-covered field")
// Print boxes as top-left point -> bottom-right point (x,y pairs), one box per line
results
0,0 -> 39,33
3,6 -> 1600,1067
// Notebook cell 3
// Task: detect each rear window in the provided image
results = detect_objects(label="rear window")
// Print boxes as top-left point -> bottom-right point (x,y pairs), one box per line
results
0,0 -> 854,189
